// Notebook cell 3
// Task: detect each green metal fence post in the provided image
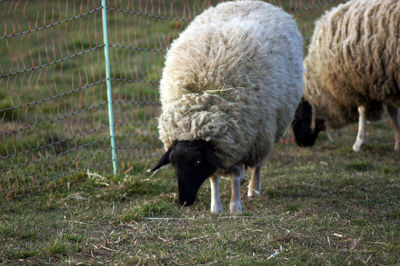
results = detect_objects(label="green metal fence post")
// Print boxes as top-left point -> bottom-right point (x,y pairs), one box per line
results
101,0 -> 117,175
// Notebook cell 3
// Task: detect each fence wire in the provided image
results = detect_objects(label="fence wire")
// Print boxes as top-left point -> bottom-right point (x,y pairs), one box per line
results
0,0 -> 346,199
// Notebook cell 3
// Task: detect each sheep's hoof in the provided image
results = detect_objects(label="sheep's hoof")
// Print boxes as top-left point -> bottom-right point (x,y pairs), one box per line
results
229,202 -> 242,214
210,204 -> 222,214
352,142 -> 364,152
247,189 -> 260,198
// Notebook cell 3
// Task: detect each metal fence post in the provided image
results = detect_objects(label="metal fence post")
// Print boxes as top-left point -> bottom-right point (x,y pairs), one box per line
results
101,0 -> 117,175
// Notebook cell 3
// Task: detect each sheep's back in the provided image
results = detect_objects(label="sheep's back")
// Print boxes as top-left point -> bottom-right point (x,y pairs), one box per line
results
159,1 -> 303,167
304,0 -> 400,128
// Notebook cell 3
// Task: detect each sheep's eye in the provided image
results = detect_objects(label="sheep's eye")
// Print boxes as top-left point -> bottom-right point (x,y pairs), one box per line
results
194,159 -> 202,166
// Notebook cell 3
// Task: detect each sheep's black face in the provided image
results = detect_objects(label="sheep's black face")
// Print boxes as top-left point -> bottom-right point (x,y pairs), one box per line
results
151,140 -> 224,206
292,99 -> 325,147
171,141 -> 218,206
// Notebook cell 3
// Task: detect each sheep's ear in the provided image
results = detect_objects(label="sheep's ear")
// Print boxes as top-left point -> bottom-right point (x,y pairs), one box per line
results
204,148 -> 226,169
151,147 -> 173,172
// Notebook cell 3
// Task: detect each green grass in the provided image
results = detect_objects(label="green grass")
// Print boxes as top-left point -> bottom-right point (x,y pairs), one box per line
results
0,0 -> 169,178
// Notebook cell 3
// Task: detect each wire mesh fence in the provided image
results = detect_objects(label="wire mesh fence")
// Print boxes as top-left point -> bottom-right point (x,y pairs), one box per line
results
0,0 -> 346,199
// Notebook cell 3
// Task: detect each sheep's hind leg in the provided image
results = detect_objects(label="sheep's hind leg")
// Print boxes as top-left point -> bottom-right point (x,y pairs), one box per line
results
387,105 -> 400,151
230,165 -> 243,214
210,176 -> 222,213
353,105 -> 367,152
248,166 -> 261,197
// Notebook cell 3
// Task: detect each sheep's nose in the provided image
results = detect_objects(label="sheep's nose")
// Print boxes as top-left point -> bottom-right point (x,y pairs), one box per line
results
178,195 -> 196,206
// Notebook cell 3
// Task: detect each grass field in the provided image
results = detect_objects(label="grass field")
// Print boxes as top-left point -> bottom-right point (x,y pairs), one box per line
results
1,120 -> 400,264
1,0 -> 399,264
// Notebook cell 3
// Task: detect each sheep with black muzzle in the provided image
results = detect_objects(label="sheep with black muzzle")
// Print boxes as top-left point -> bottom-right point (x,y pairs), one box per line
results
151,0 -> 304,214
293,0 -> 400,152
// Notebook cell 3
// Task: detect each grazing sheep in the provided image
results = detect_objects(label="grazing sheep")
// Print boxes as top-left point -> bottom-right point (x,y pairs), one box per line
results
151,0 -> 303,214
293,0 -> 400,152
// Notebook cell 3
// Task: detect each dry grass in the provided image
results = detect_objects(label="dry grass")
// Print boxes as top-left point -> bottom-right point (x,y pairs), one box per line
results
1,119 -> 399,264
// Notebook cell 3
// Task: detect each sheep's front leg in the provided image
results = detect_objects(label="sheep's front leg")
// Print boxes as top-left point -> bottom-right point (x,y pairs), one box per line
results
353,105 -> 367,152
210,176 -> 222,213
248,166 -> 261,197
387,105 -> 400,151
230,165 -> 243,214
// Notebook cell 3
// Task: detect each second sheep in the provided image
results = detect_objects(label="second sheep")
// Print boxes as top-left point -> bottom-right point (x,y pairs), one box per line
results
293,0 -> 400,152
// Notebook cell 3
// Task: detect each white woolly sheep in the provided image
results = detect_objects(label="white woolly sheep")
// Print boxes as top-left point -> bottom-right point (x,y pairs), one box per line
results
151,0 -> 304,214
293,0 -> 400,152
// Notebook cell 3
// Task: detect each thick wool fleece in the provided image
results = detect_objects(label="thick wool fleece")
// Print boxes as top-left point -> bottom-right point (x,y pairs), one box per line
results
304,0 -> 400,129
158,1 -> 303,168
